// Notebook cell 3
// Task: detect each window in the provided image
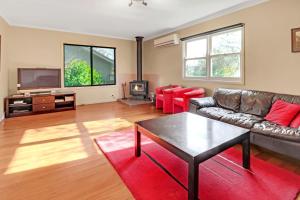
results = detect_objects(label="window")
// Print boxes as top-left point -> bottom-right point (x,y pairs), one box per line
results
184,38 -> 207,77
64,44 -> 116,87
183,26 -> 244,83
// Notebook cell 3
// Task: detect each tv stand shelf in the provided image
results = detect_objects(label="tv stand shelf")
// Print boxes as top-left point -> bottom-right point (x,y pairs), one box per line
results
5,92 -> 76,118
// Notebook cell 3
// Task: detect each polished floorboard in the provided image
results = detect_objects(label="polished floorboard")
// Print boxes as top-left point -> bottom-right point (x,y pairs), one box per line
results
0,102 -> 299,200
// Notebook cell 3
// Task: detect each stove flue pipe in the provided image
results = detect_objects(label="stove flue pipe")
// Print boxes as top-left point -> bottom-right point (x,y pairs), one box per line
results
135,36 -> 144,81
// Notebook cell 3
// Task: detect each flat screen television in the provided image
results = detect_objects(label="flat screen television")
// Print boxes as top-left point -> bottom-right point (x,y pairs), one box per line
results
18,68 -> 61,90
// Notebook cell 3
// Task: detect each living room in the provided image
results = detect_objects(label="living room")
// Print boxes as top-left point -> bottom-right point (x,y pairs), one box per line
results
0,0 -> 299,199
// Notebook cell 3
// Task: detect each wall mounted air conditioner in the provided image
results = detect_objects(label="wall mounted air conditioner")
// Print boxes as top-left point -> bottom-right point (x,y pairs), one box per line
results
154,34 -> 180,47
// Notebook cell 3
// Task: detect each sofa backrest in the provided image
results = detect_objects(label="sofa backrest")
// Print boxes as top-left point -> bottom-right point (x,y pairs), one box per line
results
239,90 -> 274,117
213,88 -> 242,112
272,93 -> 300,104
213,88 -> 300,117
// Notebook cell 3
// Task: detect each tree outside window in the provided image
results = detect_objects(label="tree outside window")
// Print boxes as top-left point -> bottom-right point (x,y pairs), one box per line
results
64,44 -> 116,87
183,26 -> 244,82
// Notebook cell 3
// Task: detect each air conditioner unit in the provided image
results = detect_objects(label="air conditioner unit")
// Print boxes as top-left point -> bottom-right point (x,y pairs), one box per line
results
154,34 -> 180,47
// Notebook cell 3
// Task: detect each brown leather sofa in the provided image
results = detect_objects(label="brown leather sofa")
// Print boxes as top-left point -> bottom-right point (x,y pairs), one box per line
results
189,88 -> 300,160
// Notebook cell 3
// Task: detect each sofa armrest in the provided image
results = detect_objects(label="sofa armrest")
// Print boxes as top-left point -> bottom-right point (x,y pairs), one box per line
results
190,97 -> 216,109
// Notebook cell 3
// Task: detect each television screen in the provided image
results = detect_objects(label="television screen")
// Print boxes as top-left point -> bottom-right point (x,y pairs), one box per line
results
18,68 -> 61,90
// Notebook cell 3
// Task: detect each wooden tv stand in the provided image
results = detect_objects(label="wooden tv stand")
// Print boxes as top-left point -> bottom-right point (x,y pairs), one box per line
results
4,92 -> 76,118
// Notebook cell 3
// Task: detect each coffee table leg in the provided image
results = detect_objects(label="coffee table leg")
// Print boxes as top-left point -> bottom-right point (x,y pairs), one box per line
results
188,161 -> 199,200
242,134 -> 250,169
135,125 -> 141,157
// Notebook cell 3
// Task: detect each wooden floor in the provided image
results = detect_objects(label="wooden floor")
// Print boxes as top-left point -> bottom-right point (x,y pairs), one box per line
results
0,102 -> 299,200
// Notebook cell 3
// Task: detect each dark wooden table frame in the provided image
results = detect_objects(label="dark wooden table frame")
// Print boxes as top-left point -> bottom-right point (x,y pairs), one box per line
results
134,123 -> 250,200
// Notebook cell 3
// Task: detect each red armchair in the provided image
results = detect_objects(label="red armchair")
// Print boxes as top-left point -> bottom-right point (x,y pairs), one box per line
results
173,88 -> 205,113
157,87 -> 197,113
155,85 -> 180,111
160,87 -> 195,113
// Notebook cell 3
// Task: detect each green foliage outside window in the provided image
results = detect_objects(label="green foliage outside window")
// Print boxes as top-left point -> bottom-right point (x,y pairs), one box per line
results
185,59 -> 207,77
211,31 -> 241,78
184,28 -> 242,79
64,59 -> 103,87
211,55 -> 240,78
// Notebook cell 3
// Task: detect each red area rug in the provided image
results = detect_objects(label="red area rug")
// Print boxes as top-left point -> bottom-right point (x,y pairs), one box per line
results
95,129 -> 300,200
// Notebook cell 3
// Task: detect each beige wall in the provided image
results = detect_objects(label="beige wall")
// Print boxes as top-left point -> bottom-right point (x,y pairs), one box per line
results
7,27 -> 136,105
144,0 -> 300,96
0,17 -> 9,120
1,0 -> 300,113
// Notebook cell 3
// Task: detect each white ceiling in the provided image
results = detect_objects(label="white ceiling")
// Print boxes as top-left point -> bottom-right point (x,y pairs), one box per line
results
0,0 -> 266,40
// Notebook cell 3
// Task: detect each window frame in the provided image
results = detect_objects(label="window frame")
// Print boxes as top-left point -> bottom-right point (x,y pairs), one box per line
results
63,43 -> 116,88
182,27 -> 244,84
183,36 -> 209,78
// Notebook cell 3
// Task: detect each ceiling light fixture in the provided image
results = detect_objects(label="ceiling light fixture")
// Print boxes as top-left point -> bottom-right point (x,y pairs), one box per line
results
129,0 -> 147,7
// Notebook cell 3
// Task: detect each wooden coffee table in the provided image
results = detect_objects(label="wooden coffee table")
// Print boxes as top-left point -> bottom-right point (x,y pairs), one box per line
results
135,112 -> 250,200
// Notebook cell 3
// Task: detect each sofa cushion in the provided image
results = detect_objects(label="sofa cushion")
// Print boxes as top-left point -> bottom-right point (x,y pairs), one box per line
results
265,100 -> 300,126
197,107 -> 234,120
220,113 -> 263,129
239,90 -> 274,117
290,113 -> 300,129
251,121 -> 300,142
213,88 -> 242,112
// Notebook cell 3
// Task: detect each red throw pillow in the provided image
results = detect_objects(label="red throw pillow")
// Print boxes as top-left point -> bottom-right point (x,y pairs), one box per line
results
264,100 -> 300,126
290,113 -> 300,129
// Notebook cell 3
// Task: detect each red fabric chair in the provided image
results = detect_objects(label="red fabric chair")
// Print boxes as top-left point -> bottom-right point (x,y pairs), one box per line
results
160,87 -> 195,114
155,85 -> 180,111
173,88 -> 205,113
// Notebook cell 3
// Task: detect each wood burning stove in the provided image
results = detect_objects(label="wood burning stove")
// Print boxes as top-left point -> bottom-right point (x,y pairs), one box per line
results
130,80 -> 149,98
129,36 -> 149,99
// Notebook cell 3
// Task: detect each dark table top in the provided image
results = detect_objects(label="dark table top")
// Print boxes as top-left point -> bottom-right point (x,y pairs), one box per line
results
136,112 -> 249,159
